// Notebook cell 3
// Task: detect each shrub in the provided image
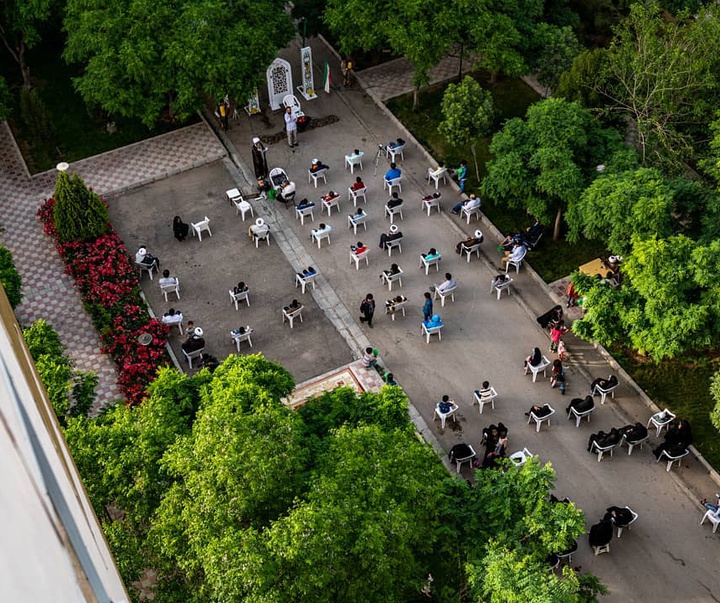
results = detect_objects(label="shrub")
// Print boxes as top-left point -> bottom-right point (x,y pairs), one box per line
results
53,171 -> 109,243
20,87 -> 55,145
0,244 -> 23,308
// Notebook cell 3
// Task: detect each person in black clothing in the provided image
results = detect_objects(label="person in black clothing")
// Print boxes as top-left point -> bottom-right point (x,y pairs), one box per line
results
588,518 -> 613,548
587,428 -> 621,452
653,419 -> 692,459
181,327 -> 205,354
526,404 -> 553,418
524,347 -> 542,368
537,305 -> 563,330
359,293 -> 375,328
379,225 -> 403,250
591,375 -> 618,393
619,422 -> 648,443
566,395 -> 595,415
251,137 -> 268,178
604,506 -> 633,526
173,216 -> 190,241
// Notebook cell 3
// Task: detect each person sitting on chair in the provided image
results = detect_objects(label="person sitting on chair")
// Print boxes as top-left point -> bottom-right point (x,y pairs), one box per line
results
421,247 -> 440,261
587,428 -> 621,452
321,190 -> 339,203
423,314 -> 443,329
456,230 -> 484,254
525,404 -> 553,418
296,266 -> 317,279
351,241 -> 368,255
162,308 -> 183,327
384,162 -> 402,182
604,506 -> 634,526
173,216 -> 190,241
588,518 -> 613,549
524,347 -> 542,368
537,305 -> 564,330
257,177 -> 271,197
350,207 -> 366,222
652,418 -> 692,459
199,353 -> 219,372
232,281 -> 248,295
296,198 -> 315,211
619,422 -> 648,443
422,191 -> 442,204
430,273 -> 456,294
500,241 -> 526,271
591,375 -> 618,393
248,219 -> 269,240
387,137 -> 405,150
159,269 -> 178,288
379,224 -> 403,249
277,180 -> 296,204
310,158 -> 329,173
451,193 -> 481,215
351,176 -> 365,191
475,381 -> 493,400
385,295 -> 406,315
311,223 -> 332,240
181,327 -> 205,354
492,273 -> 510,289
382,263 -> 401,280
566,395 -> 594,415
284,299 -> 303,314
386,191 -> 403,210
135,246 -> 160,270
524,217 -> 544,248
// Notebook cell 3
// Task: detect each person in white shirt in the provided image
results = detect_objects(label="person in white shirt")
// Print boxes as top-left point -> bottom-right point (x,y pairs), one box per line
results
159,270 -> 178,288
451,193 -> 481,215
284,107 -> 298,147
431,273 -> 457,294
135,246 -> 159,269
248,219 -> 270,240
311,223 -> 332,240
501,242 -> 527,270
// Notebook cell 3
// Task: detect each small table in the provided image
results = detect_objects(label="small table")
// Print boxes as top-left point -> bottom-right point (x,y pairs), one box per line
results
579,258 -> 612,278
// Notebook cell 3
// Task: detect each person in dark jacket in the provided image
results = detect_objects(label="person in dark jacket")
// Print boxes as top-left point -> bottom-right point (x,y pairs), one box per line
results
173,216 -> 189,241
537,305 -> 563,330
653,419 -> 692,459
251,137 -> 268,178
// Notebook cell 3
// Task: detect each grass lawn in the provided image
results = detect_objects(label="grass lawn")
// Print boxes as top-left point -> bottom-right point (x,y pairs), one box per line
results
2,33 -> 195,173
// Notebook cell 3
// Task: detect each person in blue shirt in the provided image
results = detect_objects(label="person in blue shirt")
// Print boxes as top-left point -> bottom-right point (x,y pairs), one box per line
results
384,162 -> 401,182
423,292 -> 433,321
423,314 -> 443,329
455,160 -> 468,193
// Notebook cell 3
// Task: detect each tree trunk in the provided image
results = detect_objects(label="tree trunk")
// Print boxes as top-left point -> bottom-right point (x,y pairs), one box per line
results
458,43 -> 464,82
553,205 -> 563,241
471,143 -> 480,182
412,86 -> 419,111
490,71 -> 498,85
18,37 -> 31,89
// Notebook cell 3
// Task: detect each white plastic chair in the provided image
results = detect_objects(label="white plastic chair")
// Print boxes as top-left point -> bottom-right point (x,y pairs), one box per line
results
348,186 -> 368,206
384,176 -> 403,195
462,240 -> 483,262
295,204 -> 315,225
461,204 -> 481,224
509,447 -> 534,467
474,387 -> 498,414
348,212 -> 367,234
647,409 -> 676,437
345,152 -> 364,173
282,306 -> 304,329
160,278 -> 180,302
161,313 -> 184,335
700,508 -> 720,533
528,405 -> 555,432
614,507 -> 638,538
427,166 -> 448,189
182,347 -> 204,369
385,202 -> 404,224
505,247 -> 528,274
233,198 -> 254,221
308,167 -> 329,188
419,254 -> 441,274
451,444 -> 476,473
490,277 -> 513,299
433,401 -> 458,429
593,543 -> 611,556
422,194 -> 442,216
226,188 -> 242,204
386,142 -> 406,162
295,271 -> 318,294
567,402 -> 596,428
386,236 -> 403,257
594,377 -> 620,404
231,327 -> 254,351
657,448 -> 689,472
386,297 -> 407,321
381,267 -> 403,291
251,218 -> 270,247
590,440 -> 617,462
321,193 -> 341,216
434,283 -> 457,307
350,249 -> 369,270
282,93 -> 304,118
229,288 -> 250,310
191,216 -> 212,241
421,322 -> 443,343
524,355 -> 551,382
312,227 -> 331,249
136,260 -> 156,280
621,432 -> 649,455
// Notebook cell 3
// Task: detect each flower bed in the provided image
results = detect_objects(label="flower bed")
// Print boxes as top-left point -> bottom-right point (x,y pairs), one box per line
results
38,197 -> 169,405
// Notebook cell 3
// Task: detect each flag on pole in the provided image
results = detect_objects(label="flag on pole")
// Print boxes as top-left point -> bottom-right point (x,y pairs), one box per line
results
323,60 -> 331,94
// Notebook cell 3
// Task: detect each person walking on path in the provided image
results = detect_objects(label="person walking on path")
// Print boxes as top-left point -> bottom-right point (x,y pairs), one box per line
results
360,293 -> 375,328
285,106 -> 298,148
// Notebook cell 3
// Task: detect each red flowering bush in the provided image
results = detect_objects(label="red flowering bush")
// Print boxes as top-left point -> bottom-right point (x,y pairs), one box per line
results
38,197 -> 169,405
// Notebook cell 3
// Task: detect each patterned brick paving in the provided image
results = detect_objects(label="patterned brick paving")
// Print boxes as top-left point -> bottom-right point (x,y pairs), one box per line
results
0,121 -> 225,408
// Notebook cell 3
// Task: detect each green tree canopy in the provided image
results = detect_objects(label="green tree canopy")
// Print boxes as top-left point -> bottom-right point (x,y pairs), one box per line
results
63,0 -> 294,126
529,23 -> 581,94
0,0 -> 54,87
52,170 -> 109,242
0,243 -> 23,308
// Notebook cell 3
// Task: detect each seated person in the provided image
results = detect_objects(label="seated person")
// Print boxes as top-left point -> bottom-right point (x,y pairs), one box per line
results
284,299 -> 303,314
295,198 -> 316,211
296,266 -> 317,279
422,191 -> 442,203
347,148 -> 364,161
524,347 -> 543,368
350,176 -> 365,191
549,494 -> 572,504
525,404 -> 553,418
311,223 -> 332,239
349,207 -> 366,222
181,327 -> 205,354
604,506 -> 634,527
310,158 -> 329,173
421,247 -> 440,261
591,375 -> 618,393
162,308 -> 183,326
449,442 -> 474,464
231,325 -> 251,337
276,180 -> 296,203
385,295 -> 407,314
499,232 -> 524,252
351,241 -> 368,255
379,224 -> 403,249
500,241 -> 526,270
257,177 -> 271,195
382,263 -> 401,279
423,314 -> 443,329
456,229 -> 484,254
565,395 -> 594,415
135,246 -> 159,270
159,269 -> 178,288
232,281 -> 248,295
475,381 -> 493,400
588,518 -> 613,548
431,272 -> 456,294
537,305 -> 564,330
199,353 -> 219,373
618,422 -> 648,443
361,346 -> 377,368
321,190 -> 340,203
700,494 -> 720,513
248,219 -> 269,240
451,193 -> 481,215
652,418 -> 692,459
491,273 -> 511,288
384,372 -> 398,386
386,191 -> 403,209
587,428 -> 621,452
387,137 -> 405,150
437,394 -> 456,414
384,162 -> 402,182
173,216 -> 190,241
524,217 -> 544,248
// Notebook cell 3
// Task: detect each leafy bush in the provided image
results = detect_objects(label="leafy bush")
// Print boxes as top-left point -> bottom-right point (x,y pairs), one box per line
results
20,86 -> 55,145
0,244 -> 23,308
53,171 -> 109,243
23,319 -> 97,426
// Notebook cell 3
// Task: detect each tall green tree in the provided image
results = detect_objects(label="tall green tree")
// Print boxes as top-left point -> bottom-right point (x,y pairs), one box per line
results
52,170 -> 109,242
0,0 -> 54,88
64,0 -> 294,126
438,75 -> 494,180
530,24 -> 581,94
0,243 -> 23,308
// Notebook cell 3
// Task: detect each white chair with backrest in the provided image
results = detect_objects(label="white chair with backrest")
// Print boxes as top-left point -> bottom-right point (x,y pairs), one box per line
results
386,236 -> 403,257
229,288 -> 250,310
348,186 -> 368,206
231,327 -> 253,351
422,193 -> 442,216
381,267 -> 403,291
386,142 -> 406,162
490,277 -> 513,300
657,448 -> 689,472
450,444 -> 476,473
251,218 -> 270,247
524,355 -> 552,382
594,376 -> 620,404
308,167 -> 329,188
462,233 -> 483,262
384,176 -> 403,195
461,203 -> 482,224
421,321 -> 444,343
282,305 -> 304,329
505,246 -> 528,274
567,402 -> 596,428
427,166 -> 448,189
385,202 -> 404,224
420,254 -> 441,275
282,93 -> 304,118
647,409 -> 676,437
182,347 -> 204,369
136,259 -> 157,280
160,278 -> 180,302
233,198 -> 254,221
295,271 -> 318,294
621,431 -> 650,456
321,193 -> 340,216
295,204 -> 315,225
350,249 -> 369,270
434,283 -> 457,307
474,387 -> 498,414
345,152 -> 364,173
386,297 -> 407,321
433,400 -> 459,429
615,507 -> 638,538
509,447 -> 534,467
312,227 -> 331,249
348,212 -> 367,235
700,508 -> 720,534
191,216 -> 212,241
590,440 -> 617,462
528,405 -> 555,432
161,313 -> 183,335
226,188 -> 242,204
